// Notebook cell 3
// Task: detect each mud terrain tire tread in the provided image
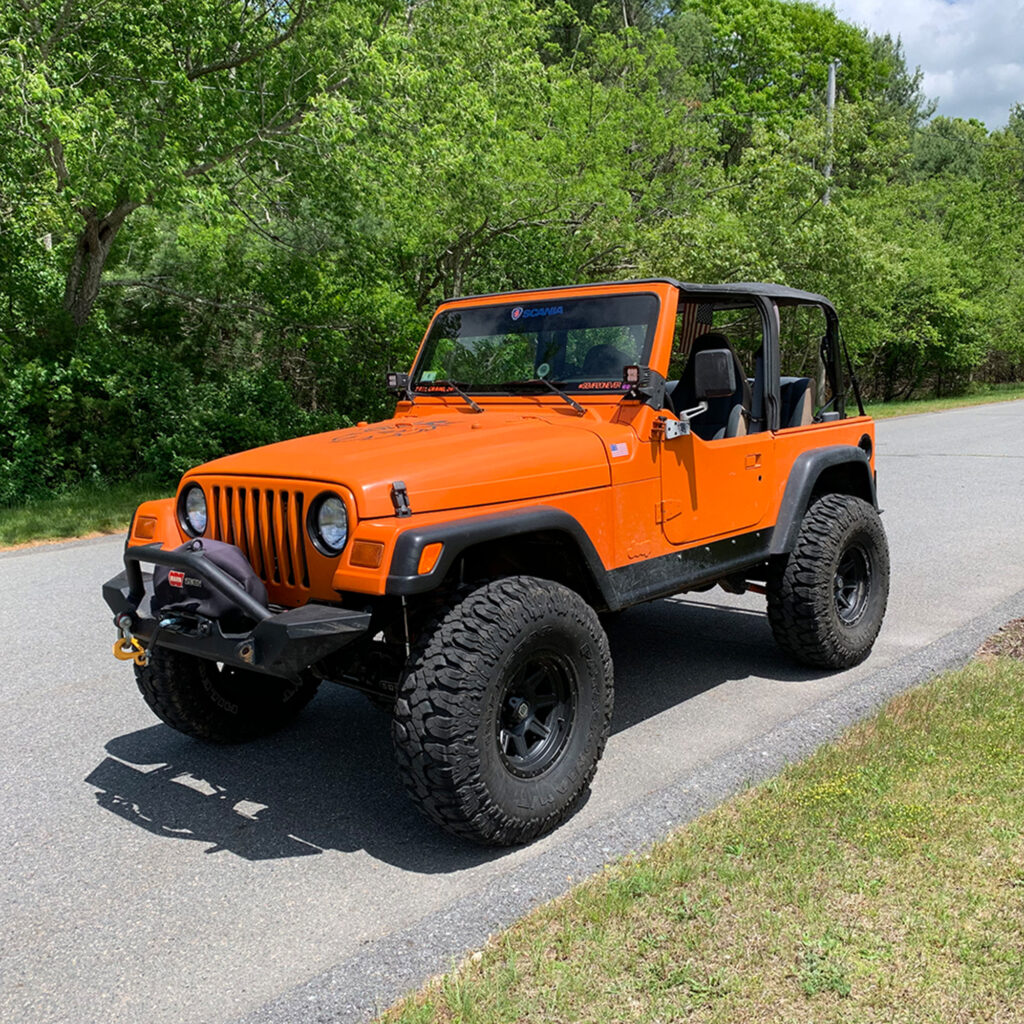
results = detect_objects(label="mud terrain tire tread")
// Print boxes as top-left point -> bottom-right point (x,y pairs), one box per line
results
134,647 -> 319,743
392,577 -> 613,846
767,493 -> 890,669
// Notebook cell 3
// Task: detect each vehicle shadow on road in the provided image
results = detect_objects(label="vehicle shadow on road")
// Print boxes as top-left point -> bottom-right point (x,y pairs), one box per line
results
604,597 -> 829,733
85,598 -> 828,872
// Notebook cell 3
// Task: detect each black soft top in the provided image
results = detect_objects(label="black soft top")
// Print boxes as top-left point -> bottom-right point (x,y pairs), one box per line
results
675,280 -> 836,315
446,278 -> 838,318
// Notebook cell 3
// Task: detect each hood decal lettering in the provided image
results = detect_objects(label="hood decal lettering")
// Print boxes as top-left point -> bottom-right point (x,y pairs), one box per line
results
331,420 -> 450,443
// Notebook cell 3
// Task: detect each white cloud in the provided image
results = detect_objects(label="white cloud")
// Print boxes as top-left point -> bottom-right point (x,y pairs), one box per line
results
825,0 -> 1024,127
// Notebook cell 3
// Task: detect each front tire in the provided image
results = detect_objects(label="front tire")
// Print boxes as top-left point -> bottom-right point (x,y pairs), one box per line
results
767,493 -> 890,668
134,647 -> 319,743
392,577 -> 614,846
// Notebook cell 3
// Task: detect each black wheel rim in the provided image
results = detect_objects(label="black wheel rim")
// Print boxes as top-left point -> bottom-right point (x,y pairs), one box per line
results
497,651 -> 577,779
834,542 -> 872,626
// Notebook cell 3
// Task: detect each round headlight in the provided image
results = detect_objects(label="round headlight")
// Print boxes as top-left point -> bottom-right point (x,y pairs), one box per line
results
310,493 -> 348,555
180,484 -> 208,536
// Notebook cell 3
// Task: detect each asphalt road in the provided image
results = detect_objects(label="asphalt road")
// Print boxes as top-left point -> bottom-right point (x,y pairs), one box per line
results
3,401 -> 1024,1024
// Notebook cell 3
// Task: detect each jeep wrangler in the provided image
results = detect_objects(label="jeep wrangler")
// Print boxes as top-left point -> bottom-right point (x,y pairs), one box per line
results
103,280 -> 889,846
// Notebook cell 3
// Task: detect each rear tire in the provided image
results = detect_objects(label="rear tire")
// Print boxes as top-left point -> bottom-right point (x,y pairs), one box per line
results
134,647 -> 319,743
767,494 -> 889,669
392,577 -> 614,846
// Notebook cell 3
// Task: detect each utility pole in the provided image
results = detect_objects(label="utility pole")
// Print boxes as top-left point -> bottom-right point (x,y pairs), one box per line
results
823,59 -> 839,205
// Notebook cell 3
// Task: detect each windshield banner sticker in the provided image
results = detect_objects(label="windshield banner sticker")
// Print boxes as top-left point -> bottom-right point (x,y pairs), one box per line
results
511,305 -> 563,321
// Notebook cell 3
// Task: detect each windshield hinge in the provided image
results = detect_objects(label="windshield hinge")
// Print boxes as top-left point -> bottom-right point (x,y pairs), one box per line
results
623,366 -> 666,409
390,480 -> 412,518
385,371 -> 414,404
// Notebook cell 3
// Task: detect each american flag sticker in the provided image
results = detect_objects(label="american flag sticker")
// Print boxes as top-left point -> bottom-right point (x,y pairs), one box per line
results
609,442 -> 629,458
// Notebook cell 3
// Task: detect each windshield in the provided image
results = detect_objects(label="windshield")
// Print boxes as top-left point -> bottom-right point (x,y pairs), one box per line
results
413,293 -> 661,393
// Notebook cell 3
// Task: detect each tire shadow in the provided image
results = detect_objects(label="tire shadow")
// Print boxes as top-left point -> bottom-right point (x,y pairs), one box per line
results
85,597 -> 830,872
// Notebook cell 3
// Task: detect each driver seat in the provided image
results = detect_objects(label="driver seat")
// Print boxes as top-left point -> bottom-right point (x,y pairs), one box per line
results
674,332 -> 751,440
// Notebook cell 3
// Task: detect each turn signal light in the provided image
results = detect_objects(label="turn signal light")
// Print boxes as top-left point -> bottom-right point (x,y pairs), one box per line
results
133,517 -> 157,540
350,540 -> 385,569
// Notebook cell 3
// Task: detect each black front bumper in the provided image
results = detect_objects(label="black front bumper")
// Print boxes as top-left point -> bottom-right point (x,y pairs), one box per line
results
103,542 -> 371,680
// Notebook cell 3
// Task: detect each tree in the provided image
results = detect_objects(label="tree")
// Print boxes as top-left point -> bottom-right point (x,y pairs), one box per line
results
913,116 -> 988,179
0,0 -> 393,328
2,0 -> 1023,505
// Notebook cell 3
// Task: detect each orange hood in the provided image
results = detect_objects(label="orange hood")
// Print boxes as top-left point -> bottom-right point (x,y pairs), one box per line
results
192,411 -> 614,519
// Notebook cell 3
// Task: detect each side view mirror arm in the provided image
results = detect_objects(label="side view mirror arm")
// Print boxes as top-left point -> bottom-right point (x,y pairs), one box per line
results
659,402 -> 708,440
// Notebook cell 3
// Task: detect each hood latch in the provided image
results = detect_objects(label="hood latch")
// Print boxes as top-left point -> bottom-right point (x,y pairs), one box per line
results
391,480 -> 412,518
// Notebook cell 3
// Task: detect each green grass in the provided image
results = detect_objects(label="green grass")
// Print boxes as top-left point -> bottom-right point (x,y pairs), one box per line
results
379,652 -> 1024,1024
0,477 -> 171,547
864,382 -> 1024,419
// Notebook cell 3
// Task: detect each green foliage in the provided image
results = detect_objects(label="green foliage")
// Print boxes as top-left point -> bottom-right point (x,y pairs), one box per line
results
913,116 -> 989,179
798,933 -> 852,997
0,328 -> 336,503
1,0 -> 1023,505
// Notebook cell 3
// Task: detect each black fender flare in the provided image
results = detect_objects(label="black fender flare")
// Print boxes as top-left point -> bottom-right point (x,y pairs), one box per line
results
770,446 -> 877,556
385,506 -> 614,603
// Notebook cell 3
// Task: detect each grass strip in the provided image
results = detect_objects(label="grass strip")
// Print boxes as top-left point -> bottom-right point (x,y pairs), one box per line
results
865,382 -> 1024,419
0,477 -> 171,548
379,646 -> 1024,1024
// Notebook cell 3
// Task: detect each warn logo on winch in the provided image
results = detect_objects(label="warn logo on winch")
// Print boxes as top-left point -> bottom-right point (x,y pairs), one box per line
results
168,570 -> 202,589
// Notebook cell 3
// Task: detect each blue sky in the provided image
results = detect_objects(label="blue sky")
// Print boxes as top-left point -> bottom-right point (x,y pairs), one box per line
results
828,0 -> 1024,128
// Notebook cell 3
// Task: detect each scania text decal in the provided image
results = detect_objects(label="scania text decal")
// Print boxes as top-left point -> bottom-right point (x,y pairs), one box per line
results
511,305 -> 563,320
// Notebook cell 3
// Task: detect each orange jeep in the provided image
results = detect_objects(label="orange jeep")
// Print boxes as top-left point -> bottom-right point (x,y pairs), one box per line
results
103,280 -> 889,845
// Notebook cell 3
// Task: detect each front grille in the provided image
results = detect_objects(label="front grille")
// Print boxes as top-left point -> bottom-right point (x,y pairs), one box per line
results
208,484 -> 311,592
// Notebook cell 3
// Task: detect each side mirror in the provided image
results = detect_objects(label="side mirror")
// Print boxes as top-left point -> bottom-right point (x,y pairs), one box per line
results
693,349 -> 736,400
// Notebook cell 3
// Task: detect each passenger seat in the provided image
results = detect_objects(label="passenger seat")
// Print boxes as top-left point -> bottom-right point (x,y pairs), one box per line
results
779,377 -> 816,429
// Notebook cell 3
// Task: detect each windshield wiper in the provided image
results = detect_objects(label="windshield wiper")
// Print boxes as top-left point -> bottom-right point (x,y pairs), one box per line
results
418,379 -> 483,413
500,379 -> 585,416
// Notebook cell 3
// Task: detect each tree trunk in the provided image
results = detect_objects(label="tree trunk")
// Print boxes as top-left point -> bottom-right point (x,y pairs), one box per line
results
62,201 -> 140,326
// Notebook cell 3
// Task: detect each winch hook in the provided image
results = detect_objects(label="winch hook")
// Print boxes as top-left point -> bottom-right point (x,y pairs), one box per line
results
112,636 -> 148,666
112,614 -> 148,667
